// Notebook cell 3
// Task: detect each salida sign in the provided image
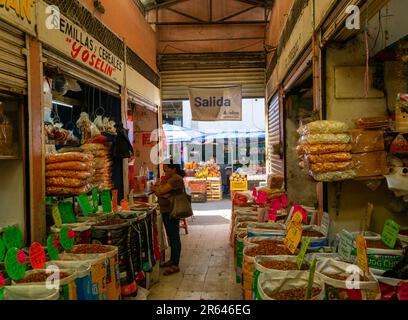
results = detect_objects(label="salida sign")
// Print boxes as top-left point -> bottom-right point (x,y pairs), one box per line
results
37,0 -> 124,85
189,86 -> 242,121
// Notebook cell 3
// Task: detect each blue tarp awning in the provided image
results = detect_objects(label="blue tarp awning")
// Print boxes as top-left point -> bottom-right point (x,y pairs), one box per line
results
162,124 -> 205,143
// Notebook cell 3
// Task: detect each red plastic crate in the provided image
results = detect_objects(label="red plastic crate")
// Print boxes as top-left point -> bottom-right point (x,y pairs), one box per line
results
189,181 -> 207,193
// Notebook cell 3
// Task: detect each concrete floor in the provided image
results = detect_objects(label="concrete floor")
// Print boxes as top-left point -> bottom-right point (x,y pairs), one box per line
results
147,200 -> 242,300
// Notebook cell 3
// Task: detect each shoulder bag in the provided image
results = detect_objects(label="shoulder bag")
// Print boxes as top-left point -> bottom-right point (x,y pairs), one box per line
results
169,186 -> 193,219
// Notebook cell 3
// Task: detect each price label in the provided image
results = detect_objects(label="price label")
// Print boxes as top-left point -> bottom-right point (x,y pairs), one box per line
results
29,242 -> 46,269
92,188 -> 99,213
284,220 -> 303,254
5,247 -> 26,281
0,239 -> 5,262
0,273 -> 4,301
280,194 -> 288,207
112,189 -> 118,213
47,235 -> 59,261
338,229 -> 354,262
268,209 -> 277,222
381,219 -> 400,249
52,204 -> 62,228
292,211 -> 303,224
121,199 -> 129,211
101,190 -> 112,213
0,273 -> 4,288
60,227 -> 75,251
297,237 -> 311,269
356,235 -> 369,277
293,204 -> 308,225
77,195 -> 93,217
305,257 -> 317,300
398,281 -> 408,300
3,226 -> 23,250
58,202 -> 76,224
256,191 -> 268,205
320,212 -> 330,237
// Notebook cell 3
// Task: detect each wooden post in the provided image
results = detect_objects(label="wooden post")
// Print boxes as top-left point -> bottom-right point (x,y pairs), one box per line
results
27,36 -> 46,243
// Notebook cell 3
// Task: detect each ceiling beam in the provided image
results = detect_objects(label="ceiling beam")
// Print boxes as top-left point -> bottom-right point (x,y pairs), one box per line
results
166,7 -> 207,22
144,0 -> 189,11
216,5 -> 258,22
234,0 -> 274,8
152,20 -> 267,25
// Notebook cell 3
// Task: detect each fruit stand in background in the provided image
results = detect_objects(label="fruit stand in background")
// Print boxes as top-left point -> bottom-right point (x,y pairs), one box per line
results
230,172 -> 248,192
184,160 -> 223,202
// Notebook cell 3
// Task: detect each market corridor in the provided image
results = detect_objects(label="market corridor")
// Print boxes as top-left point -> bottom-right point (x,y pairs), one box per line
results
148,200 -> 242,300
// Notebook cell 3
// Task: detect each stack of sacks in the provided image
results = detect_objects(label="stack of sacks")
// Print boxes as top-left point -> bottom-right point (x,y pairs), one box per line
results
46,152 -> 94,195
296,121 -> 356,182
81,143 -> 114,191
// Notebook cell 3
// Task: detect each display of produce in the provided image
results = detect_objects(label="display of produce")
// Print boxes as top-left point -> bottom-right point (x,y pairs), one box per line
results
194,160 -> 221,178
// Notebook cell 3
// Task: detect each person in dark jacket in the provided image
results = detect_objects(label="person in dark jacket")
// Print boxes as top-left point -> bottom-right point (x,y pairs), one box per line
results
113,122 -> 134,159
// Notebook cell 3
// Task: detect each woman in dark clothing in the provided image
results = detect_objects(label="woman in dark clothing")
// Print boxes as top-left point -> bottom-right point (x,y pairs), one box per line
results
152,162 -> 185,275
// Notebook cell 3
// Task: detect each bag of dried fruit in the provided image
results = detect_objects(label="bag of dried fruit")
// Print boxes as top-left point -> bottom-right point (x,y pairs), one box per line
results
257,271 -> 325,300
253,255 -> 309,300
316,258 -> 381,300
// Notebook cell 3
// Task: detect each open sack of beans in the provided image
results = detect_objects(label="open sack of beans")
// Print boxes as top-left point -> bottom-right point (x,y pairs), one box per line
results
257,271 -> 325,300
253,255 -> 309,300
296,120 -> 356,182
12,268 -> 77,300
301,225 -> 329,248
46,152 -> 94,195
316,258 -> 381,300
59,244 -> 120,300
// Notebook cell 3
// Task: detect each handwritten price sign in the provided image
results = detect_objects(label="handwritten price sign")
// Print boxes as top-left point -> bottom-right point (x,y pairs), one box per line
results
29,242 -> 46,269
284,219 -> 303,254
356,235 -> 369,278
5,248 -> 26,281
381,219 -> 400,249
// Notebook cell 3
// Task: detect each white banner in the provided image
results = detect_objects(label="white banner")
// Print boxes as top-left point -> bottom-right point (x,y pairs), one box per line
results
188,86 -> 242,121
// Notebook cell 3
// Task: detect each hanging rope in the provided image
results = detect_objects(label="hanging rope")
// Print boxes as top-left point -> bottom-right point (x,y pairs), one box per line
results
364,0 -> 371,98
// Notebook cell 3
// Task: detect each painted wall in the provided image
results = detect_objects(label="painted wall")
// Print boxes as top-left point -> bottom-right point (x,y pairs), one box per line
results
133,105 -> 159,179
80,0 -> 158,72
325,35 -> 408,233
265,0 -> 294,68
285,96 -> 317,207
0,161 -> 25,235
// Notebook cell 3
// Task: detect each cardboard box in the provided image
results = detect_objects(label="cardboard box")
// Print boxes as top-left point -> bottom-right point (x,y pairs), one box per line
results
350,129 -> 385,153
352,151 -> 388,177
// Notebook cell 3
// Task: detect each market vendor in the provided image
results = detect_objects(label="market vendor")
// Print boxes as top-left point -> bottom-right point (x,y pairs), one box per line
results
151,161 -> 185,276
